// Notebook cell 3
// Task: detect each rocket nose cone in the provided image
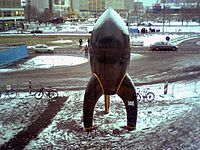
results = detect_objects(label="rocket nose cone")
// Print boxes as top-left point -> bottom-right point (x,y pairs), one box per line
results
91,7 -> 130,50
94,7 -> 129,36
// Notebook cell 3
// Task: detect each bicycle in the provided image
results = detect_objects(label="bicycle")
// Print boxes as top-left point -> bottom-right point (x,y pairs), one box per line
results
0,85 -> 18,99
34,85 -> 58,99
136,87 -> 155,102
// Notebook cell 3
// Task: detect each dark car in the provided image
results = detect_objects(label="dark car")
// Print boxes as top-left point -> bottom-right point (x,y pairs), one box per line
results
30,30 -> 43,34
150,41 -> 178,51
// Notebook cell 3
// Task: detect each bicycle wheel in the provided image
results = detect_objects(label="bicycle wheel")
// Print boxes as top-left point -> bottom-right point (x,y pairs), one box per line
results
136,93 -> 142,102
146,92 -> 155,102
49,90 -> 58,99
34,91 -> 44,99
8,89 -> 17,99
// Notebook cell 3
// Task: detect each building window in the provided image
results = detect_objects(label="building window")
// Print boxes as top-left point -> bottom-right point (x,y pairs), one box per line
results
54,0 -> 60,5
16,11 -> 20,16
0,10 -> 3,17
4,11 -> 12,17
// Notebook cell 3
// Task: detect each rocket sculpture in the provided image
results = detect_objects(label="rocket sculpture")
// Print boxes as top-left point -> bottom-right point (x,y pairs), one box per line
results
83,8 -> 137,132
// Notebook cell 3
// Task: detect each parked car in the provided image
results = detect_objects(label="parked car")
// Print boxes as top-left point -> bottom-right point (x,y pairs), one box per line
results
34,44 -> 54,53
30,30 -> 43,34
150,41 -> 178,51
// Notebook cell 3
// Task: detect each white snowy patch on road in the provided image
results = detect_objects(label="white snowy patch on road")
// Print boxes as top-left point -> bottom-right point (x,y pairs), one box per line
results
51,39 -> 73,44
23,56 -> 88,68
0,56 -> 88,73
0,54 -> 143,73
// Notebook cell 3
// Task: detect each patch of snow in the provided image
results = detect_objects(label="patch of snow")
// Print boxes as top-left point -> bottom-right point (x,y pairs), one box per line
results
0,54 -> 142,73
0,56 -> 88,73
26,56 -> 87,67
51,39 -> 73,44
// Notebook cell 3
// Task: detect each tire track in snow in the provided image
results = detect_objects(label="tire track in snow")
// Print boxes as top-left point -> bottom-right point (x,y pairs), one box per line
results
0,97 -> 68,150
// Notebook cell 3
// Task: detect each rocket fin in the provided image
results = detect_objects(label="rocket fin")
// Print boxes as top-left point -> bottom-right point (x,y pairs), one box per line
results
83,75 -> 103,132
117,74 -> 137,130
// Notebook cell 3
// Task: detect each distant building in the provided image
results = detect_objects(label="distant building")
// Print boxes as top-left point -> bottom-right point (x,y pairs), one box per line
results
129,1 -> 145,23
72,0 -> 133,18
144,0 -> 200,23
160,0 -> 200,22
0,0 -> 136,24
26,0 -> 69,21
160,0 -> 200,8
52,0 -> 69,17
152,3 -> 161,14
0,0 -> 25,31
29,0 -> 49,12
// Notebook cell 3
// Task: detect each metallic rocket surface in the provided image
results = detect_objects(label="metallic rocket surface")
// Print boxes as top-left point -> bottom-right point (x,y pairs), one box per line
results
90,7 -> 131,95
83,8 -> 137,132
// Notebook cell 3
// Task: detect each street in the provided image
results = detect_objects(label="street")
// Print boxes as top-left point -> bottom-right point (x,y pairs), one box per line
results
0,38 -> 200,90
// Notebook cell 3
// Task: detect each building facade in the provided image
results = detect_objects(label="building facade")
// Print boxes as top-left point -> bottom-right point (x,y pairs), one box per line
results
0,0 -> 135,26
29,0 -> 49,12
161,0 -> 200,22
0,0 -> 25,31
73,0 -> 133,18
26,0 -> 69,21
52,0 -> 69,17
146,0 -> 200,23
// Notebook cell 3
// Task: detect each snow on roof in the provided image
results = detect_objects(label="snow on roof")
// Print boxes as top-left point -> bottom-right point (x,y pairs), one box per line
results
94,7 -> 129,35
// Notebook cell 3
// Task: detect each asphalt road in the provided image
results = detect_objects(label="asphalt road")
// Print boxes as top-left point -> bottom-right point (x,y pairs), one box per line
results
0,38 -> 200,91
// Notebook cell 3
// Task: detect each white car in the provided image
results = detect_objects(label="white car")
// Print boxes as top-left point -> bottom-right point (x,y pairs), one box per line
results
34,44 -> 54,53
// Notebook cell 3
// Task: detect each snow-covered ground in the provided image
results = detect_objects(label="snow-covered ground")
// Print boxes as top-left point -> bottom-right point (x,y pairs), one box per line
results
0,80 -> 200,149
0,55 -> 88,73
0,44 -> 200,148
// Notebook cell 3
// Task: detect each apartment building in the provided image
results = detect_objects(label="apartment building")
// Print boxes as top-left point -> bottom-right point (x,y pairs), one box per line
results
0,0 -> 25,31
73,0 -> 133,17
146,0 -> 200,23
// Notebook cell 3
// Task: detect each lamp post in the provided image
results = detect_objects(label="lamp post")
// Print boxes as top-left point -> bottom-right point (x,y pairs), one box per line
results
59,0 -> 62,17
162,0 -> 166,33
127,2 -> 130,29
95,0 -> 97,18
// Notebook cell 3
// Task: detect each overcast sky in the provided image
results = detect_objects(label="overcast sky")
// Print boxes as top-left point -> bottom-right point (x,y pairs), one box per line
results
137,0 -> 159,6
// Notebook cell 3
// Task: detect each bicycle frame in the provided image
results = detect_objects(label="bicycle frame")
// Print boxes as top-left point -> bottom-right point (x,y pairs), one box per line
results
0,87 -> 17,99
136,88 -> 155,102
34,85 -> 58,99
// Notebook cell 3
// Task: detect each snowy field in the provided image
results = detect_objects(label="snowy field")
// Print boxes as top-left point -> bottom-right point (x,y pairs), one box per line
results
0,81 -> 200,149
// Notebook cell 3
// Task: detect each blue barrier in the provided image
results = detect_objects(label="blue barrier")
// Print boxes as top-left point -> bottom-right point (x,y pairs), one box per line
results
129,28 -> 139,33
0,45 -> 28,67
